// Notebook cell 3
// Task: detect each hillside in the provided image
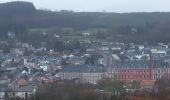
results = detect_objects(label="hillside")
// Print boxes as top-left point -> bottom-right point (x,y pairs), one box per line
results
0,1 -> 35,15
0,1 -> 35,34
1,1 -> 170,42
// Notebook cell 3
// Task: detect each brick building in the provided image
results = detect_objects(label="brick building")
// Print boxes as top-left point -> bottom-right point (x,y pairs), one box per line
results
107,60 -> 170,81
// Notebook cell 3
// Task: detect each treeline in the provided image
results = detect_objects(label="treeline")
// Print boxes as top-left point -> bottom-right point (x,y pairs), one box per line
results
7,77 -> 170,100
7,79 -> 127,100
1,1 -> 170,42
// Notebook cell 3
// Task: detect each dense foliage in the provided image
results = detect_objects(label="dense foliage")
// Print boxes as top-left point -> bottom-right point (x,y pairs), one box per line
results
35,82 -> 98,100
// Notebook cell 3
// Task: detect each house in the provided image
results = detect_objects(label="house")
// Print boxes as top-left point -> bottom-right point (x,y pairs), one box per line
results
0,84 -> 8,100
86,48 -> 95,53
137,45 -> 145,51
54,34 -> 60,38
28,79 -> 41,88
82,32 -> 90,36
17,79 -> 28,87
101,47 -> 109,51
164,55 -> 170,64
7,32 -> 15,39
151,50 -> 166,60
0,86 -> 36,99
10,48 -> 25,56
111,46 -> 121,51
13,86 -> 36,99
101,42 -> 111,46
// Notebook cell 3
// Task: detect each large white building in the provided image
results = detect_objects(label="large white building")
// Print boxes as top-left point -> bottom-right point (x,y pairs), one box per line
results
59,65 -> 106,84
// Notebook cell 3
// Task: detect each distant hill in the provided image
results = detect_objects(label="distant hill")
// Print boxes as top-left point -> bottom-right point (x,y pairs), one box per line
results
0,1 -> 35,34
1,1 -> 170,42
0,1 -> 36,15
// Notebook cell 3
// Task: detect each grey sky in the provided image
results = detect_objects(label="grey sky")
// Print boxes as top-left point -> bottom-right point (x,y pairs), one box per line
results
0,0 -> 170,12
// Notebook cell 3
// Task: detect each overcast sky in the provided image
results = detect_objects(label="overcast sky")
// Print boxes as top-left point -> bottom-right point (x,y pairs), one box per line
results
0,0 -> 170,12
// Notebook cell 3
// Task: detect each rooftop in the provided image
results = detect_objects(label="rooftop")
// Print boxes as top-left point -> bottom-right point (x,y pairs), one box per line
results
60,65 -> 105,73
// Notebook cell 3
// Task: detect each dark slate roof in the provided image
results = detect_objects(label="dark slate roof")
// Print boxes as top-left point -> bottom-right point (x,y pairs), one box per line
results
152,60 -> 169,68
166,49 -> 170,56
0,67 -> 20,72
1,86 -> 35,92
28,80 -> 41,86
152,53 -> 165,60
110,59 -> 169,69
150,46 -> 167,51
0,84 -> 8,92
14,86 -> 35,92
60,65 -> 105,73
165,55 -> 170,59
110,60 -> 150,69
142,48 -> 151,54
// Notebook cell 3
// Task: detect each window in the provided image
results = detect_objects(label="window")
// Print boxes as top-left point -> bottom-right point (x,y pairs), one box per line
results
13,93 -> 15,96
5,93 -> 8,98
158,70 -> 160,73
114,75 -> 117,78
25,93 -> 28,98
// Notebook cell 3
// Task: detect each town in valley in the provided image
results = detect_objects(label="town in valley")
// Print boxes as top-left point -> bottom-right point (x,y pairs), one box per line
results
1,1 -> 170,100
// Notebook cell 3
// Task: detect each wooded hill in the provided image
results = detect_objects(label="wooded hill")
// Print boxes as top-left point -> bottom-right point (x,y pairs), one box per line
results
1,1 -> 170,42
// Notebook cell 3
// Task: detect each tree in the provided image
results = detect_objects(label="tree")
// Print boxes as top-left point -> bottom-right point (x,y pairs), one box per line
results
54,40 -> 64,52
131,80 -> 141,91
155,77 -> 170,99
85,54 -> 98,65
3,46 -> 10,54
98,79 -> 127,100
35,82 -> 97,100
